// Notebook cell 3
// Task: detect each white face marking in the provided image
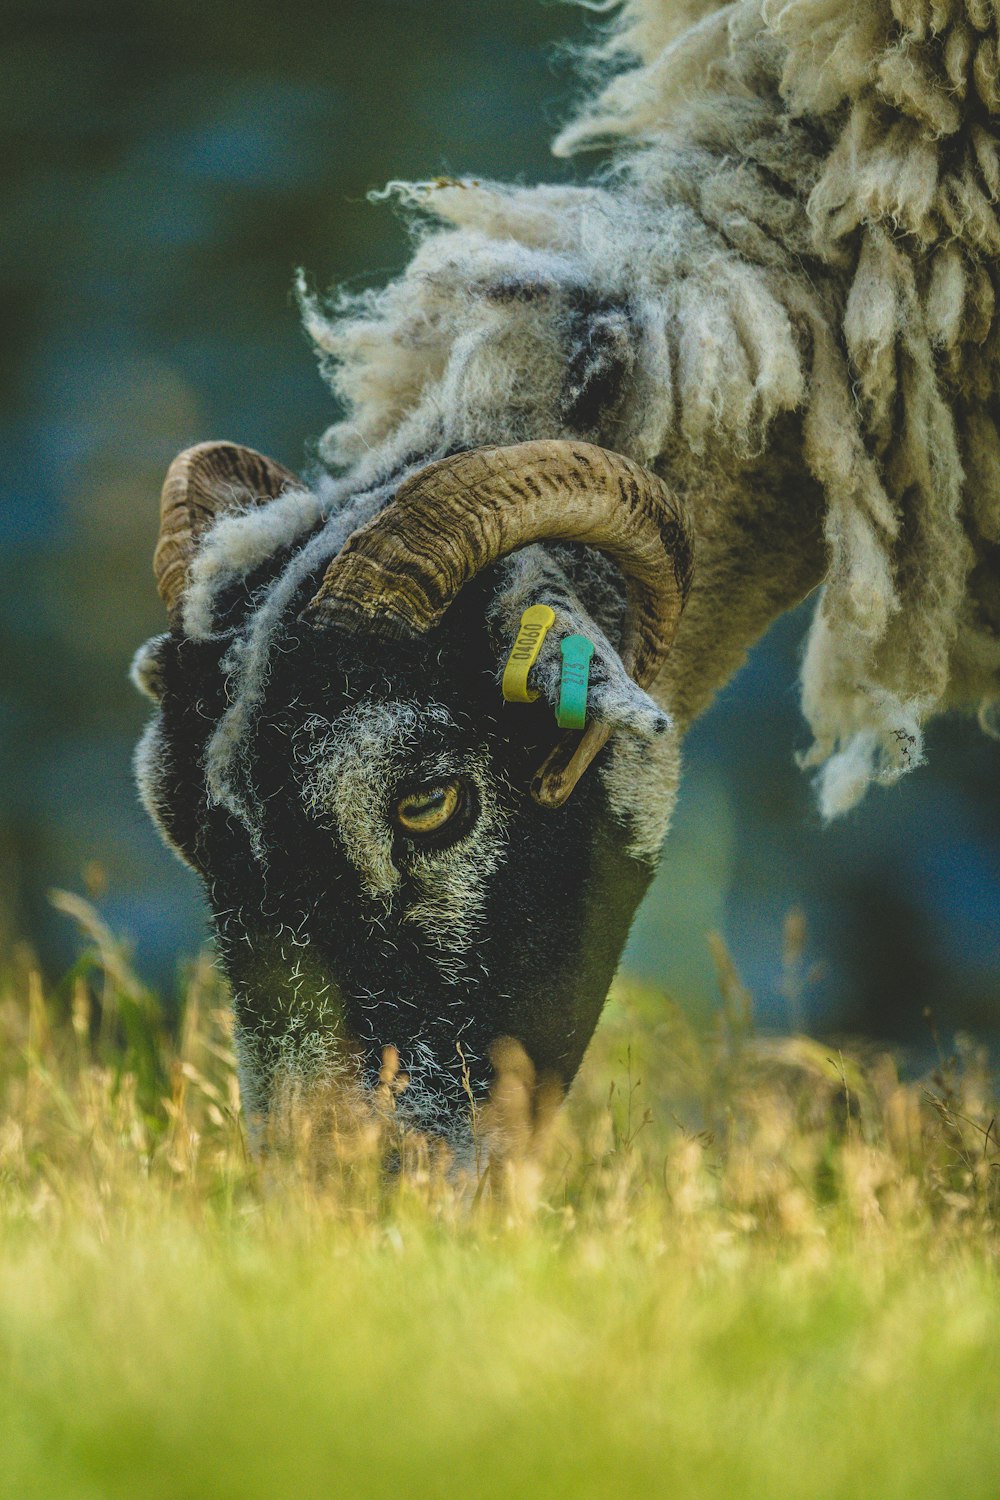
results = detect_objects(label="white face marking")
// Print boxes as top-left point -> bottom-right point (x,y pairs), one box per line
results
296,700 -> 509,980
199,481 -> 395,856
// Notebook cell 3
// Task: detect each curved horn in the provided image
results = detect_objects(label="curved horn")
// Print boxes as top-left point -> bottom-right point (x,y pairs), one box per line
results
154,441 -> 300,625
302,441 -> 692,806
303,440 -> 692,685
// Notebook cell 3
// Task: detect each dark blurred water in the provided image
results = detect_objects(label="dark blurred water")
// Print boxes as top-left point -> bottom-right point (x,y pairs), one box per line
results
3,0 -> 998,1041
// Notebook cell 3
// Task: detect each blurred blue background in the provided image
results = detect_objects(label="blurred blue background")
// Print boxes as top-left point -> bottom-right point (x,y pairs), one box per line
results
3,0 -> 998,1041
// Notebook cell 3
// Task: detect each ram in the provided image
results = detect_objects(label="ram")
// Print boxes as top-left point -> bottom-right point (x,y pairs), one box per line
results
133,0 -> 1000,1142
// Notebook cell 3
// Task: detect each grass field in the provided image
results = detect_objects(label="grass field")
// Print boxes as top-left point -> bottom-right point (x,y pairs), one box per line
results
1,896 -> 998,1499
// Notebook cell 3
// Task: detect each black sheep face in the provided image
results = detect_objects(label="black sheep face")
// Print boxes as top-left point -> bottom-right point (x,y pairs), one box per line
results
133,464 -> 682,1150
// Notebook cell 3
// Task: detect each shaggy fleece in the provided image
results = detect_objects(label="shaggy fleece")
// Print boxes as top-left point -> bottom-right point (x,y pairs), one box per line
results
298,0 -> 1000,817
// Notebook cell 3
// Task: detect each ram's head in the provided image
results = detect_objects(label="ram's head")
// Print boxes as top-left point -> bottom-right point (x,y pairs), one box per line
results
133,439 -> 692,1144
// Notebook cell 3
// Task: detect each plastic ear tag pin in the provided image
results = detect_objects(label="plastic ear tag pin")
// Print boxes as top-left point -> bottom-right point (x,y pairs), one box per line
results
502,604 -> 556,703
556,634 -> 595,730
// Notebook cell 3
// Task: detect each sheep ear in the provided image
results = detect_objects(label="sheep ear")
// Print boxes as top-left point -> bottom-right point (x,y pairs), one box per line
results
130,633 -> 169,702
489,546 -> 672,743
154,442 -> 300,626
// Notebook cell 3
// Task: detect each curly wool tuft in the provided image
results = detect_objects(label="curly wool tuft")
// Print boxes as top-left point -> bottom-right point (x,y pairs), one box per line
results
300,0 -> 1000,817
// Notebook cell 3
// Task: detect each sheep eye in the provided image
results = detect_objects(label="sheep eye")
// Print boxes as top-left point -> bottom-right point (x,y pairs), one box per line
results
394,781 -> 464,836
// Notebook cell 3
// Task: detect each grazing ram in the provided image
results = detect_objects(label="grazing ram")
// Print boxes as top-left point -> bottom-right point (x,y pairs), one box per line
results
133,0 -> 1000,1142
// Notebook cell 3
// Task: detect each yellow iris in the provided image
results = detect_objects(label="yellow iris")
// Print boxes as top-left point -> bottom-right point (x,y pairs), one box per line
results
395,781 -> 462,835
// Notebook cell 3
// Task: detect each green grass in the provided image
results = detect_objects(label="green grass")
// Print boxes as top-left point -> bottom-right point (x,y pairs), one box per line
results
1,897 -> 998,1499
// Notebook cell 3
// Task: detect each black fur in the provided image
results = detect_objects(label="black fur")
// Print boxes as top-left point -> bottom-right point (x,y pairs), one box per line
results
141,553 -> 655,1130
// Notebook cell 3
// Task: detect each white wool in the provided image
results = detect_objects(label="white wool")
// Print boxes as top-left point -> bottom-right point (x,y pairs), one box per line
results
299,196 -> 806,477
182,482 -> 327,642
293,0 -> 1000,817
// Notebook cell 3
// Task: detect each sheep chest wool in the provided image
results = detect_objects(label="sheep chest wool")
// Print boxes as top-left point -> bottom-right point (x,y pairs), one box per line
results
134,0 -> 1000,1145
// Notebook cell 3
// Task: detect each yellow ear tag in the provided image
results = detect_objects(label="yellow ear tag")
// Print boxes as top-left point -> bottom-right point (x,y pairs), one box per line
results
502,604 -> 556,703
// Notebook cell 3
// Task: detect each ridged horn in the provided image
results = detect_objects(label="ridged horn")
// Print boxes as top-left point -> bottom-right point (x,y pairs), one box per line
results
304,440 -> 692,678
302,439 -> 693,808
154,441 -> 300,625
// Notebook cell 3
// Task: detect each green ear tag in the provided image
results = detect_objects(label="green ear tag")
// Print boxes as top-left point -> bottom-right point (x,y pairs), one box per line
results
556,634 -> 595,730
502,604 -> 556,703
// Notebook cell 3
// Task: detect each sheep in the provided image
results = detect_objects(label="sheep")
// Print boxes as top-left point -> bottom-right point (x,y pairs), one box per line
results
133,0 -> 1000,1144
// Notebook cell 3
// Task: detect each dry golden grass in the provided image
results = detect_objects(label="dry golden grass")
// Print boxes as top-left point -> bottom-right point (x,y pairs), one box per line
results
1,895 -> 998,1498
